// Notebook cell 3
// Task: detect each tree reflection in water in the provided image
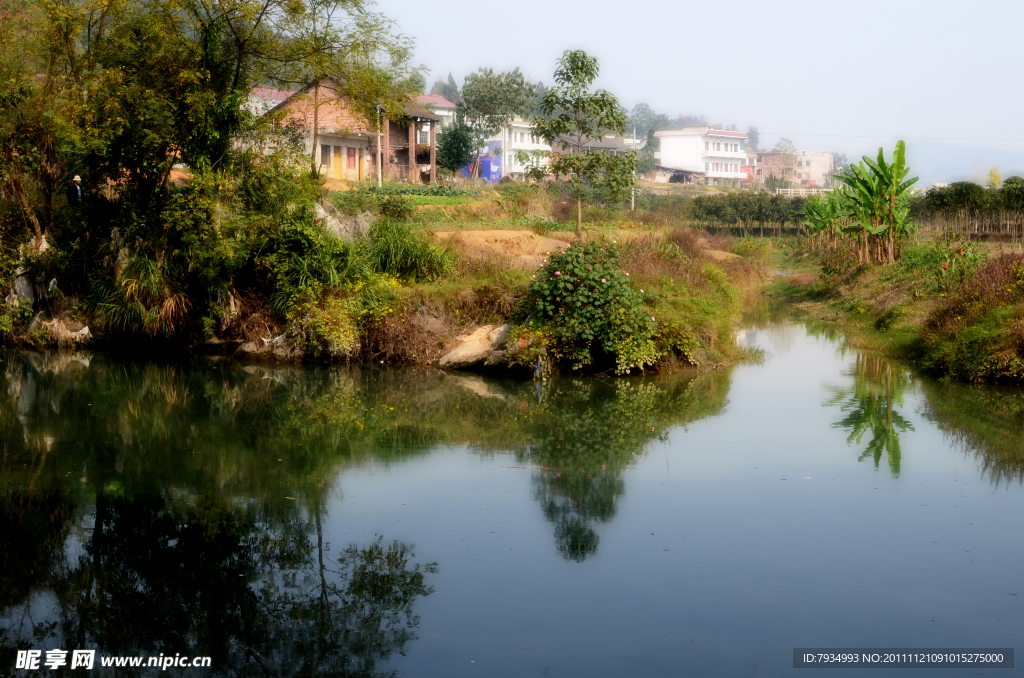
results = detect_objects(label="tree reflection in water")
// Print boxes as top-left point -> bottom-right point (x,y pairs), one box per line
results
0,352 -> 437,676
0,349 -> 732,672
522,375 -> 730,561
920,380 -> 1024,486
825,352 -> 913,475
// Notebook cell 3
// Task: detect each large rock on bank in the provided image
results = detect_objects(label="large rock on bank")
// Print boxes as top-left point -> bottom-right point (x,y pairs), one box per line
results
316,203 -> 371,240
438,324 -> 509,369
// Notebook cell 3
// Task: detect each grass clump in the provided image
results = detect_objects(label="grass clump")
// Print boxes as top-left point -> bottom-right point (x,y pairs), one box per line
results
366,219 -> 454,282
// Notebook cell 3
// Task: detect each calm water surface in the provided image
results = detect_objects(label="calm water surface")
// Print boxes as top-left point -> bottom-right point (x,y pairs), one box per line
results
3,315 -> 1024,677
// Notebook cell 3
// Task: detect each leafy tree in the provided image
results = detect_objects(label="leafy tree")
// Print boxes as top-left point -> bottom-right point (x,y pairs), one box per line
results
627,103 -> 671,140
987,166 -> 1002,190
773,137 -> 797,153
430,71 -> 462,103
436,118 -> 476,172
532,50 -> 636,235
459,67 -> 535,178
675,113 -> 708,128
746,126 -> 760,151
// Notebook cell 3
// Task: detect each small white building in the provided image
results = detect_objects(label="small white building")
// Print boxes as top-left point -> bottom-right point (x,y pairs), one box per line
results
654,127 -> 749,184
793,148 -> 835,186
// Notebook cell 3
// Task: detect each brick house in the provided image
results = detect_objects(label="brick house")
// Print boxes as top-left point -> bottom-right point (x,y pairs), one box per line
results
262,80 -> 441,183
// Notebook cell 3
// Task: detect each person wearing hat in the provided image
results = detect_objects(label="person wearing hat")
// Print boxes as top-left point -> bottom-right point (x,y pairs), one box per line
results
66,175 -> 83,207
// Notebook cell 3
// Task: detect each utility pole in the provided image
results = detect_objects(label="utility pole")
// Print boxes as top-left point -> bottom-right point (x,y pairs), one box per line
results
376,108 -> 383,189
631,124 -> 636,212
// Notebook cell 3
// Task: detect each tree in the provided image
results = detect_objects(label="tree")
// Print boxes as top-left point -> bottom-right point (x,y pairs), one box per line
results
627,103 -> 671,140
987,166 -> 1002,190
436,119 -> 476,172
746,126 -> 760,151
675,113 -> 708,128
773,137 -> 796,153
430,72 -> 462,104
532,50 -> 636,235
459,67 -> 534,178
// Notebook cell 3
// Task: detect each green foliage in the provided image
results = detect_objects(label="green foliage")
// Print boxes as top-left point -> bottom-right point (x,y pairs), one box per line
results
436,121 -> 477,172
531,50 -> 635,234
255,205 -> 368,314
362,185 -> 471,197
521,239 -> 658,373
730,237 -> 771,261
820,244 -> 860,278
291,295 -> 360,357
377,195 -> 414,221
366,218 -> 454,281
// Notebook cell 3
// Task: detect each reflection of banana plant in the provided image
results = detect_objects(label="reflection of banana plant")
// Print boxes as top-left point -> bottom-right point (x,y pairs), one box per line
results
825,353 -> 913,475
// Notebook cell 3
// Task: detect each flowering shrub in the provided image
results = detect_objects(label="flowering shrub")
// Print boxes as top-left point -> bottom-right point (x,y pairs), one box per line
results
820,245 -> 859,278
521,239 -> 658,373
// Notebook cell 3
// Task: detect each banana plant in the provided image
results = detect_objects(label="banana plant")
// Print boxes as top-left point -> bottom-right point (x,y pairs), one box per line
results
863,140 -> 918,262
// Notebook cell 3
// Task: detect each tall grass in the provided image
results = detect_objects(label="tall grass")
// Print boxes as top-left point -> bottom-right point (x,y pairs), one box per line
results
366,219 -> 454,281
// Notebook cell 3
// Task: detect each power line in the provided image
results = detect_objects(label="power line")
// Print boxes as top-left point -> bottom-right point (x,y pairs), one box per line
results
761,133 -> 1024,142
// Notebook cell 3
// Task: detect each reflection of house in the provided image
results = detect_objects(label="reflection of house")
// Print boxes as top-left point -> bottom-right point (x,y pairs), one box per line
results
263,80 -> 440,183
653,127 -> 748,185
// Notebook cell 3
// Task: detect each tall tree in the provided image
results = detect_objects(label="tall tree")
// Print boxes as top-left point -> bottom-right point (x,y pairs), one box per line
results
430,72 -> 461,104
459,67 -> 534,178
532,50 -> 636,235
745,126 -> 760,151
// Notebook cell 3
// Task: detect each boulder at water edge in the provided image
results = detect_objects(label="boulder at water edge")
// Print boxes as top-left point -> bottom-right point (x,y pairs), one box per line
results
438,324 -> 509,369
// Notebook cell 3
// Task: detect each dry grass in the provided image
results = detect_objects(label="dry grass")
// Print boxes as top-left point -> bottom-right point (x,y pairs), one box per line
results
234,297 -> 283,343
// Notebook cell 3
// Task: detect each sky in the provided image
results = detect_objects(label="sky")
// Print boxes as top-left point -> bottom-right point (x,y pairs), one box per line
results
373,0 -> 1024,185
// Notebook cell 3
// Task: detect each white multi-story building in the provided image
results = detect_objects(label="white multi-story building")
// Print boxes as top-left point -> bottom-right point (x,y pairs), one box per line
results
654,127 -> 749,184
494,116 -> 551,178
793,148 -> 834,186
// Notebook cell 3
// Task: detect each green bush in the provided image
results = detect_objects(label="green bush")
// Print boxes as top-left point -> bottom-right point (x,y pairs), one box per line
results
377,195 -> 414,221
365,218 -> 454,281
820,244 -> 860,278
730,237 -> 771,261
363,185 -> 470,197
520,239 -> 658,373
255,204 -> 368,314
331,190 -> 377,216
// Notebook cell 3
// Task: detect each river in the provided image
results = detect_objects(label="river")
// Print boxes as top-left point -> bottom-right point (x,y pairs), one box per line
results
2,312 -> 1023,676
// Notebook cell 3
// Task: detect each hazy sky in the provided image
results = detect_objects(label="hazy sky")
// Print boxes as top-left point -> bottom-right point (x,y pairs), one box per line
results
375,0 -> 1024,182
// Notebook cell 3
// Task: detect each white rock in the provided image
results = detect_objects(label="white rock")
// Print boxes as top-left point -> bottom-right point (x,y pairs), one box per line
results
438,324 -> 509,369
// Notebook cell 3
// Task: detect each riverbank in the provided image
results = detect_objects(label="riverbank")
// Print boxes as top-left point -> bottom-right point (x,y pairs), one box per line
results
2,182 -> 765,376
767,237 -> 1024,383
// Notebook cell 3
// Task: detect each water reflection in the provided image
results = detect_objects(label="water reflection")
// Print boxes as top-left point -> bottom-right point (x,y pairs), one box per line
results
0,350 -> 732,670
521,377 -> 728,560
825,353 -> 913,475
920,381 -> 1024,486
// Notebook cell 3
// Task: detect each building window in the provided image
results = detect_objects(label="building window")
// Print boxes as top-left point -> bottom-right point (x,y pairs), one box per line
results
705,141 -> 709,150
705,162 -> 709,171
347,147 -> 356,169
320,145 -> 331,166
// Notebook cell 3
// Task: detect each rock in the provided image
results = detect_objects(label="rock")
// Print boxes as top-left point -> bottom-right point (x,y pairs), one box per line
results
483,350 -> 506,366
316,203 -> 371,241
12,274 -> 34,305
25,311 -> 46,334
438,324 -> 509,369
237,341 -> 259,354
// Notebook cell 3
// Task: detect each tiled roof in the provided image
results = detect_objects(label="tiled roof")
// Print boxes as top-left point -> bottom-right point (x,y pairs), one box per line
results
415,94 -> 456,108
